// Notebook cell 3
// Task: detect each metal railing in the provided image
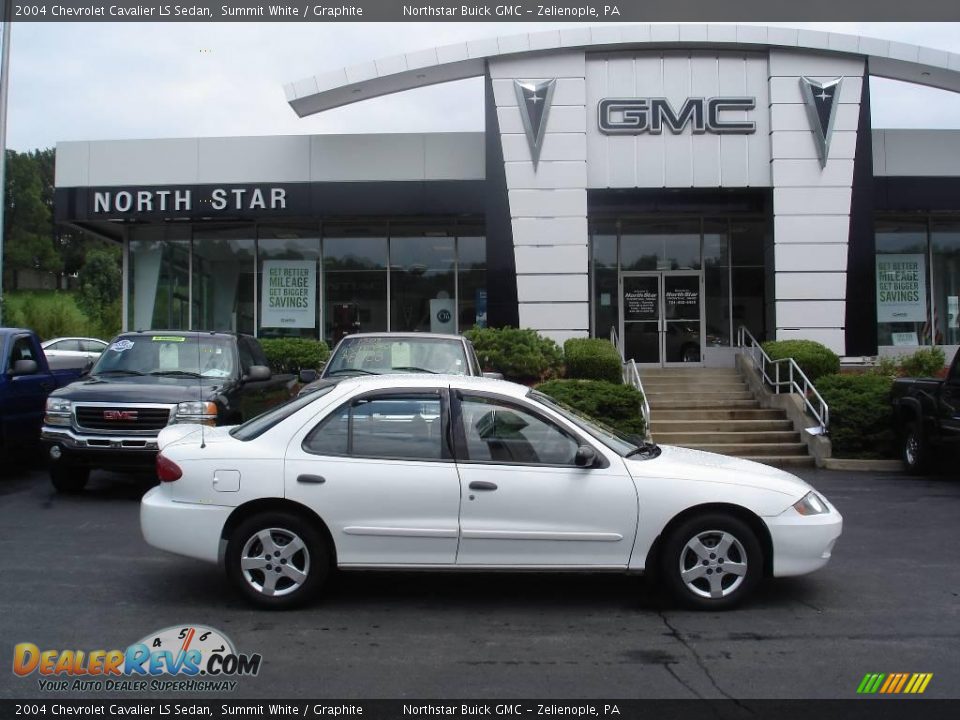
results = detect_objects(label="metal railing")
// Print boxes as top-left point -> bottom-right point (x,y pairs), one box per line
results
611,327 -> 652,438
736,325 -> 830,433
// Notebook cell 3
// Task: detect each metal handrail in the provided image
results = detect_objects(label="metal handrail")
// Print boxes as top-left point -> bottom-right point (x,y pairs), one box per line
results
622,358 -> 652,440
736,325 -> 830,433
609,327 -> 651,437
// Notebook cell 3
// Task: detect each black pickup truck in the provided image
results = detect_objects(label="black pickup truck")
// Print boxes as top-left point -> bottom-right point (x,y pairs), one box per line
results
41,331 -> 295,492
891,348 -> 960,472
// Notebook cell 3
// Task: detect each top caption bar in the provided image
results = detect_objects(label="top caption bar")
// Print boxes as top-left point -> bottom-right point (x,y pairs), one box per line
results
2,0 -> 960,22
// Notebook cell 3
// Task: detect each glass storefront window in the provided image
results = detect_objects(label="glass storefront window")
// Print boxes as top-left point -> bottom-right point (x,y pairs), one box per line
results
192,226 -> 256,335
703,219 -> 731,347
127,225 -> 190,331
875,220 -> 930,348
931,222 -> 960,346
621,220 -> 701,271
591,226 -> 618,342
323,224 -> 388,344
457,234 -> 487,331
389,224 -> 456,333
730,219 -> 768,341
258,226 -> 321,340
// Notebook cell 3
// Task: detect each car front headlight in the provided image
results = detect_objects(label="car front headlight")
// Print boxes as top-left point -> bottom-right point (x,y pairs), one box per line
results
44,398 -> 72,426
173,401 -> 218,426
793,491 -> 830,516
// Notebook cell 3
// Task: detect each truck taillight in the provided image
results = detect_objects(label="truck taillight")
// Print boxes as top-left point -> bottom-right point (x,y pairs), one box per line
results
156,453 -> 182,482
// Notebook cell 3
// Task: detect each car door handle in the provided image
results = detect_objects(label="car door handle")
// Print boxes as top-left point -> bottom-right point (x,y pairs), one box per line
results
468,481 -> 498,491
297,474 -> 326,484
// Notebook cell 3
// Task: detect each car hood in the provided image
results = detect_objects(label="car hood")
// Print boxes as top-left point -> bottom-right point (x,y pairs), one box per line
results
628,444 -> 813,499
49,375 -> 227,404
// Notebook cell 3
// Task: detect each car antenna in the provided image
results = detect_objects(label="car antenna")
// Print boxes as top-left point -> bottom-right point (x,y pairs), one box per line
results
196,331 -> 206,449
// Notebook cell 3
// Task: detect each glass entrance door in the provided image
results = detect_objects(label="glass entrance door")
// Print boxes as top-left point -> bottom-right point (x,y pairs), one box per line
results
621,272 -> 703,366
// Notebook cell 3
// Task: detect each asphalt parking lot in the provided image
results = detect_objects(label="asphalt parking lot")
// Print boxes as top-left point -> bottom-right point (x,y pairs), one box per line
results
0,460 -> 957,700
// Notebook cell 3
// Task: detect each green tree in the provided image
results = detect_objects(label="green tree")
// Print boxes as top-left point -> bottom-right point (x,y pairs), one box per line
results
4,149 -> 62,285
77,247 -> 122,337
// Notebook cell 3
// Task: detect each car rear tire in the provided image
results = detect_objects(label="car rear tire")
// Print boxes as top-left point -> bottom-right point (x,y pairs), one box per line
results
225,512 -> 329,609
660,513 -> 763,610
50,465 -> 89,494
902,420 -> 931,474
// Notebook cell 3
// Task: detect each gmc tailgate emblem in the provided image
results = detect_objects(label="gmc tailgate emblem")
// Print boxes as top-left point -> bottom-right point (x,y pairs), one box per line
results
103,410 -> 137,421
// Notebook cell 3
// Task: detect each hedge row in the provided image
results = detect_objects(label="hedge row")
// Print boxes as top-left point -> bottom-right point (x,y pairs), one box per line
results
563,338 -> 623,384
259,338 -> 330,374
762,339 -> 840,382
536,379 -> 646,437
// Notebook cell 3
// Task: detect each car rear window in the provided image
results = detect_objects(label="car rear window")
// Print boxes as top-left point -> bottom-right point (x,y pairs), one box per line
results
230,385 -> 336,441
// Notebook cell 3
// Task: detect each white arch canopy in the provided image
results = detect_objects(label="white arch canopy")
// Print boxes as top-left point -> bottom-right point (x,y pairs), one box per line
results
285,24 -> 960,117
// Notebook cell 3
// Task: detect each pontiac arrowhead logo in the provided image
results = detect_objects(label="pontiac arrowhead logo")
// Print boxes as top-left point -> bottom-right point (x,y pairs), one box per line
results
514,79 -> 556,170
799,77 -> 843,168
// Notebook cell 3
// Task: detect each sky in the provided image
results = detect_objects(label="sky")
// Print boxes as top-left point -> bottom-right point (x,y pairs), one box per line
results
6,21 -> 960,151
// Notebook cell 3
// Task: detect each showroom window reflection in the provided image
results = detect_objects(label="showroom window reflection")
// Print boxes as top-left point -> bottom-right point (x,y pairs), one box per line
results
124,221 -> 486,344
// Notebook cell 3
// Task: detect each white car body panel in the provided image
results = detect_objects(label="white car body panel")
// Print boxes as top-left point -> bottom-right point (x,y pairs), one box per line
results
141,375 -> 842,585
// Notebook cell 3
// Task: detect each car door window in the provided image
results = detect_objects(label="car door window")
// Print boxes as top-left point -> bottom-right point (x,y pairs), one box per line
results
458,395 -> 580,466
237,338 -> 255,375
10,336 -> 36,366
304,393 -> 444,461
81,340 -> 105,353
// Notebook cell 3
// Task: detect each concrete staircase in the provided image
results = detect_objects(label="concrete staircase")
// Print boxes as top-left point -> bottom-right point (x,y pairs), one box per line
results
640,367 -> 814,468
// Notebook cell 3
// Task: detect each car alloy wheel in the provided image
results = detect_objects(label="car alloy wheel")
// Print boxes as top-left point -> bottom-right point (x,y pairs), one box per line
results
902,422 -> 929,473
226,512 -> 329,609
678,530 -> 748,600
661,513 -> 762,610
240,528 -> 311,598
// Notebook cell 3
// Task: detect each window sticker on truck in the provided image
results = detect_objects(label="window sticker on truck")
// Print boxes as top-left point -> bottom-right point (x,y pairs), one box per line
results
151,336 -> 186,343
109,339 -> 135,352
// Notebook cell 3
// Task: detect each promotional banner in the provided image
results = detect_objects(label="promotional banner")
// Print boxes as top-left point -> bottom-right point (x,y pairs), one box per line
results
876,254 -> 928,323
261,260 -> 317,328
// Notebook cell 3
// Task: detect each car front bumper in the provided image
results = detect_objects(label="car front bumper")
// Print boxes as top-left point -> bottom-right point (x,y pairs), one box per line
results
766,507 -> 843,577
141,485 -> 232,565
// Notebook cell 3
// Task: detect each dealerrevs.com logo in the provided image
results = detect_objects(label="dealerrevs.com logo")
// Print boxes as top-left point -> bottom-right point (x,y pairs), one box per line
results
13,625 -> 261,692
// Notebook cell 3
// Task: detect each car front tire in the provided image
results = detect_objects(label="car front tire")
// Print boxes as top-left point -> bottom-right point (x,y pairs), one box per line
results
50,464 -> 89,494
660,513 -> 763,610
225,512 -> 329,609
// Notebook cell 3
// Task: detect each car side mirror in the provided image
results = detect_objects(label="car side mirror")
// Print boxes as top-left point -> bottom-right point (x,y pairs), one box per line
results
10,359 -> 38,376
482,371 -> 504,380
574,445 -> 597,468
245,365 -> 271,382
299,368 -> 318,384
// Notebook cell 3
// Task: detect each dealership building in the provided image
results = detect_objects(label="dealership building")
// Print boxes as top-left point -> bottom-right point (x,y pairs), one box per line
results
54,24 -> 960,366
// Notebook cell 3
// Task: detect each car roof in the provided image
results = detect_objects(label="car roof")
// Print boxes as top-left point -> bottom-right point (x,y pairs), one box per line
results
335,332 -> 465,342
333,373 -> 531,399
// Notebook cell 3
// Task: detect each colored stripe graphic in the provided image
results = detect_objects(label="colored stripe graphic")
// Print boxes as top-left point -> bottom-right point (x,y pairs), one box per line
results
857,673 -> 932,694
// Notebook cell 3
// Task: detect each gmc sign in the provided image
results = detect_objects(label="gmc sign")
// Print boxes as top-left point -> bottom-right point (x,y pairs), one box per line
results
598,96 -> 756,135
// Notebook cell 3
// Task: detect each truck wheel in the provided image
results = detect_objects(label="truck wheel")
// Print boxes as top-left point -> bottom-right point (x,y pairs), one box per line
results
225,512 -> 329,610
902,421 -> 931,474
50,465 -> 90,493
660,513 -> 762,610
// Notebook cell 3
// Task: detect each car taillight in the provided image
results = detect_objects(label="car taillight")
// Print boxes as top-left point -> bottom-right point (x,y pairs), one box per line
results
156,453 -> 182,482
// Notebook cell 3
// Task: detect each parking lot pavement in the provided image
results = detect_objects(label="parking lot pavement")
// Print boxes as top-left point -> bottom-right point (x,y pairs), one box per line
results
0,461 -> 957,700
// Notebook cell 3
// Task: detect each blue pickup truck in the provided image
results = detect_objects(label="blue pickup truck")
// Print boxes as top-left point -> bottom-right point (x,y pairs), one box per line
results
0,328 -> 86,456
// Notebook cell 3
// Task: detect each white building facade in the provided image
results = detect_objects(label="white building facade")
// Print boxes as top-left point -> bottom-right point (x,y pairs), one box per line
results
55,25 -> 960,365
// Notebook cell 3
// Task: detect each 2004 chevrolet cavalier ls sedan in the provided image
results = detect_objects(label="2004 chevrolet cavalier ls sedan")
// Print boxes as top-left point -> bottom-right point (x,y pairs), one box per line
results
141,375 -> 842,610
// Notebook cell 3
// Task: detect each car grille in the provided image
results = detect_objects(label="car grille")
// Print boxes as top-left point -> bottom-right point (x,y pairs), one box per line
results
75,406 -> 171,432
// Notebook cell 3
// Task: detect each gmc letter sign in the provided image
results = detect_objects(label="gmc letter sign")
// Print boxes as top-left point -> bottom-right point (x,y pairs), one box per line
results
598,97 -> 756,135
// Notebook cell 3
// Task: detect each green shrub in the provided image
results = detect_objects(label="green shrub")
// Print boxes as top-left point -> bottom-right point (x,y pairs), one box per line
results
762,339 -> 840,382
3,291 -> 92,340
898,347 -> 947,378
536,379 -> 646,437
465,326 -> 563,383
563,338 -> 622,384
818,374 -> 896,459
259,338 -> 330,374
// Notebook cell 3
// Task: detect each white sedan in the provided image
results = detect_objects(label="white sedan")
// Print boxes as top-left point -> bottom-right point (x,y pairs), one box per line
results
141,376 -> 842,610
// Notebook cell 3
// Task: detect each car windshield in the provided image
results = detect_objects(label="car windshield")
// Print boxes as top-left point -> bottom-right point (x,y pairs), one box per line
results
325,336 -> 469,376
91,335 -> 237,379
528,389 -> 651,457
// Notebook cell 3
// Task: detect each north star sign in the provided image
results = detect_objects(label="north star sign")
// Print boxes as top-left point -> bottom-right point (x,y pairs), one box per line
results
598,97 -> 756,135
92,186 -> 288,213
